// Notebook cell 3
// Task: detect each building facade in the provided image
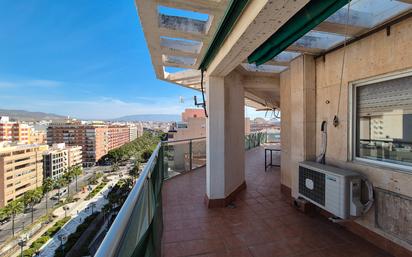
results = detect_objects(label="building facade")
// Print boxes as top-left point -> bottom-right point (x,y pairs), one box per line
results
0,143 -> 47,207
108,125 -> 130,150
128,124 -> 138,142
67,145 -> 82,168
30,130 -> 47,145
43,143 -> 68,179
181,109 -> 206,122
47,121 -> 108,166
0,116 -> 31,144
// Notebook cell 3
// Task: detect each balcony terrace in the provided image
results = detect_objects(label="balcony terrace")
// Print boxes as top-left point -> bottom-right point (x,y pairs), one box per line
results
95,0 -> 412,256
161,146 -> 392,257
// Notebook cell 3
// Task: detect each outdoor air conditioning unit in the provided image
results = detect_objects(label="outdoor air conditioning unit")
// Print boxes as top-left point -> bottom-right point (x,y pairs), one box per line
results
298,161 -> 373,219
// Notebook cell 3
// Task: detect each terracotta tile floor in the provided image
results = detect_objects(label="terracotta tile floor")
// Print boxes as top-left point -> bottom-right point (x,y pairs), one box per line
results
162,146 -> 392,257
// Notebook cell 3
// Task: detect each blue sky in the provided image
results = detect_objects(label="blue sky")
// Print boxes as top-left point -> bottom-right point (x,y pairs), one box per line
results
0,0 -> 264,120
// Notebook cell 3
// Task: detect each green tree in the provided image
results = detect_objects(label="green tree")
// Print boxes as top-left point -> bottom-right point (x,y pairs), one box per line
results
141,149 -> 153,162
69,166 -> 83,192
55,177 -> 67,202
63,169 -> 75,196
23,189 -> 42,223
111,163 -> 119,173
4,200 -> 24,236
102,204 -> 111,225
129,161 -> 140,180
42,178 -> 54,214
0,207 -> 8,221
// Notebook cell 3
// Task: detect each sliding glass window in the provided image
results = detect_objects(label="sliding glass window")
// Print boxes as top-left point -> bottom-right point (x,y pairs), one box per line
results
354,74 -> 412,169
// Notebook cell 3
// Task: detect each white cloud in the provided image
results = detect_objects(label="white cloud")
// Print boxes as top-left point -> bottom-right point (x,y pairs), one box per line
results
2,96 -> 192,120
0,78 -> 64,88
0,82 -> 16,88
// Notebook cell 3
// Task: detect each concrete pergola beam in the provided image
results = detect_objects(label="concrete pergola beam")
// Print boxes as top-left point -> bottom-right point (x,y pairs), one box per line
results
159,27 -> 206,42
245,90 -> 279,109
160,37 -> 202,54
158,14 -> 209,35
135,0 -> 163,79
158,0 -> 224,13
163,55 -> 196,69
165,69 -> 201,81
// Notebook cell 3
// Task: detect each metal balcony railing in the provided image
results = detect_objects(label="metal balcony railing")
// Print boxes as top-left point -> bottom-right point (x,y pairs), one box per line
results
95,133 -> 269,257
163,137 -> 206,179
245,132 -> 268,149
95,143 -> 164,257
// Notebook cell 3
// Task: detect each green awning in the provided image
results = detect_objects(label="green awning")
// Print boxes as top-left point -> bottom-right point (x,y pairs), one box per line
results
248,0 -> 350,66
199,0 -> 250,71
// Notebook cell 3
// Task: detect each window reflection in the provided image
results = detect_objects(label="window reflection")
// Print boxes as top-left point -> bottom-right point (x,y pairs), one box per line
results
356,77 -> 412,167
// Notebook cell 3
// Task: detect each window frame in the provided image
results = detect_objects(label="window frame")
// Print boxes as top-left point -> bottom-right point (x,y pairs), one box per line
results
349,68 -> 412,173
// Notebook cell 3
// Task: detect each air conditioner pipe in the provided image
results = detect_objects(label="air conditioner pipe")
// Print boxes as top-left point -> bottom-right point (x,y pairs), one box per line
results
361,177 -> 374,214
316,121 -> 327,164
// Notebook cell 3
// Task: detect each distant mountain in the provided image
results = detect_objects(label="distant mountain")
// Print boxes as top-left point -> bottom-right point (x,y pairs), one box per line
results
0,109 -> 67,122
112,114 -> 180,122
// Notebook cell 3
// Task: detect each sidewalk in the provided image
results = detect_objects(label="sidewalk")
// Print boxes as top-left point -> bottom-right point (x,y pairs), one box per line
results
10,175 -> 120,257
37,178 -> 118,257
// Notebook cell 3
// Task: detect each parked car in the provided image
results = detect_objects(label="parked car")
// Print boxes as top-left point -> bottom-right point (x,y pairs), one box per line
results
0,217 -> 10,225
51,189 -> 68,200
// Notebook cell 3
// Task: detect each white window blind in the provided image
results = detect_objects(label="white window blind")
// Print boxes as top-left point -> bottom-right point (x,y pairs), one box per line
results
357,75 -> 412,117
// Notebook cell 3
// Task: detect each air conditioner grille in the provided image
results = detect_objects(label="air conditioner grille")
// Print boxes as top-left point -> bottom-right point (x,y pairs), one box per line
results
299,166 -> 325,206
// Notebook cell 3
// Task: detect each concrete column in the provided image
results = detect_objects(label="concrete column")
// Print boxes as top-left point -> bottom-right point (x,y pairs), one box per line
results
206,76 -> 226,200
206,71 -> 245,207
280,54 -> 316,198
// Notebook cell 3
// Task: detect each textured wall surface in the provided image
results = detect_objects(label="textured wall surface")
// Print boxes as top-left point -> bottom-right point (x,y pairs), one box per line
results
280,17 -> 412,251
375,188 -> 412,245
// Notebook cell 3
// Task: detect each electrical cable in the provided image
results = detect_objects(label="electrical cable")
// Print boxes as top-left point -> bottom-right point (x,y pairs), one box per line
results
334,0 -> 351,127
200,69 -> 208,118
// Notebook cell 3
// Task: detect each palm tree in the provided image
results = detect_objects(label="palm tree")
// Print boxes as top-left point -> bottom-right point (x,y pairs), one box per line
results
42,178 -> 54,214
63,170 -> 74,196
55,177 -> 67,203
23,189 -> 42,223
4,200 -> 23,236
70,166 -> 83,192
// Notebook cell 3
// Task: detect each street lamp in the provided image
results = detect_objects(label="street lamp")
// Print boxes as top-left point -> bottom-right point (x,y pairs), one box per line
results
58,234 -> 67,256
18,235 -> 28,257
63,206 -> 70,218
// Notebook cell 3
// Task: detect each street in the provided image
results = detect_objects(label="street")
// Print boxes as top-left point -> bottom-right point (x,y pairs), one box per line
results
0,165 -> 112,244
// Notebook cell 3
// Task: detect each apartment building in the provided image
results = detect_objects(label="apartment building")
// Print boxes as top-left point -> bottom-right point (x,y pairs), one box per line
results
47,121 -> 108,166
108,125 -> 130,150
0,143 -> 47,207
43,143 -> 82,179
168,109 -> 251,140
181,108 -> 205,122
43,143 -> 68,179
128,124 -> 140,142
30,130 -> 47,145
0,116 -> 31,144
67,145 -> 82,168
